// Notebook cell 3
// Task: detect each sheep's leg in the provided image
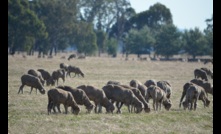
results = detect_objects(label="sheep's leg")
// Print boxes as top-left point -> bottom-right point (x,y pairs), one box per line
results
201,98 -> 206,108
57,104 -> 62,113
30,87 -> 34,94
52,103 -> 57,113
94,104 -> 98,113
179,92 -> 186,108
194,99 -> 198,110
98,103 -> 102,113
118,102 -> 124,114
18,85 -> 24,94
64,104 -> 68,114
153,99 -> 156,111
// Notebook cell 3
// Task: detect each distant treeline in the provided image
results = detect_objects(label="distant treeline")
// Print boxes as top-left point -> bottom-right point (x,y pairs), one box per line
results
8,0 -> 213,59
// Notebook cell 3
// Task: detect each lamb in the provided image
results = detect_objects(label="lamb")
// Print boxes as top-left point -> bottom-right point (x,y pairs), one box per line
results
67,65 -> 84,78
56,85 -> 94,113
144,79 -> 157,88
182,84 -> 210,110
146,85 -> 172,111
200,67 -> 213,79
37,69 -> 55,86
47,88 -> 80,115
27,69 -> 45,86
190,79 -> 213,95
77,85 -> 115,113
68,54 -> 76,60
179,82 -> 211,108
102,84 -> 144,113
156,81 -> 172,99
18,74 -> 45,94
52,69 -> 65,85
194,68 -> 208,81
129,79 -> 147,99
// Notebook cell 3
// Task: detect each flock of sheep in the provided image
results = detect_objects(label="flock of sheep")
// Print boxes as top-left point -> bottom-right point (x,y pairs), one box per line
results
17,59 -> 213,115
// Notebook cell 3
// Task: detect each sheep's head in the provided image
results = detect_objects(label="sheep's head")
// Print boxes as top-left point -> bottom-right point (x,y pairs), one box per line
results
182,101 -> 189,110
106,103 -> 115,113
72,106 -> 80,115
163,99 -> 172,111
205,99 -> 210,107
86,104 -> 94,113
39,89 -> 45,94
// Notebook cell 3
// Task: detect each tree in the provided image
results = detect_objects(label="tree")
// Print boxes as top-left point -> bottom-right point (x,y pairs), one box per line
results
96,30 -> 107,56
155,24 -> 182,59
106,37 -> 118,57
204,15 -> 213,56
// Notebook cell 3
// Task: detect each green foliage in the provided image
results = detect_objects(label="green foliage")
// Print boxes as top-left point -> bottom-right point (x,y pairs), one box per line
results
106,38 -> 118,57
155,24 -> 182,58
96,30 -> 107,55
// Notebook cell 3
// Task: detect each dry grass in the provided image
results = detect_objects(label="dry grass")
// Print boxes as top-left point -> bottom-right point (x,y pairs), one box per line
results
8,53 -> 213,134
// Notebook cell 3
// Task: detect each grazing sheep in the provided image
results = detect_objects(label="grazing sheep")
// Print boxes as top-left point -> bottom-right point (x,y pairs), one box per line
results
37,69 -> 55,86
201,67 -> 213,79
119,84 -> 151,113
156,81 -> 172,99
77,85 -> 115,113
106,80 -> 121,85
179,82 -> 211,108
144,79 -> 157,88
52,69 -> 65,85
190,79 -> 213,95
102,84 -> 144,114
68,54 -> 76,60
57,85 -> 94,113
18,74 -> 45,94
27,69 -> 45,86
78,55 -> 86,59
204,59 -> 213,65
67,65 -> 84,78
146,85 -> 172,111
182,84 -> 210,110
47,88 -> 80,115
129,79 -> 147,99
194,68 -> 208,81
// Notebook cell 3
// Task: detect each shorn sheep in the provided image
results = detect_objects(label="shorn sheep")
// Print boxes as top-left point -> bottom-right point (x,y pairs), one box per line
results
57,85 -> 94,113
68,54 -> 76,61
27,69 -> 45,86
182,84 -> 210,110
102,84 -> 144,114
179,82 -> 211,108
200,67 -> 213,79
37,69 -> 55,86
47,88 -> 80,115
18,74 -> 45,94
52,69 -> 65,85
129,79 -> 147,99
144,79 -> 157,88
194,68 -> 208,81
146,85 -> 172,111
190,79 -> 213,95
67,65 -> 84,78
77,85 -> 115,113
156,81 -> 172,99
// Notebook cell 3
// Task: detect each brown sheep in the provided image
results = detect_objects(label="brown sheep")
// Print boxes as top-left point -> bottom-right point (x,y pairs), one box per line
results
179,82 -> 211,108
52,69 -> 65,85
182,84 -> 210,110
47,88 -> 80,115
204,58 -> 213,65
18,74 -> 45,94
129,79 -> 147,100
201,67 -> 213,79
37,69 -> 55,86
68,54 -> 76,60
77,85 -> 115,113
67,65 -> 84,78
190,79 -> 213,95
106,80 -> 121,85
156,81 -> 172,99
144,79 -> 157,88
56,85 -> 94,113
146,85 -> 172,111
102,84 -> 144,114
59,63 -> 69,77
27,69 -> 45,86
194,68 -> 208,81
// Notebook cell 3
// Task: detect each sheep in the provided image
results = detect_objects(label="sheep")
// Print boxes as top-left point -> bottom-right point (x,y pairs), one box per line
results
37,69 -> 55,86
59,63 -> 69,77
27,69 -> 45,86
67,65 -> 84,78
102,84 -> 144,114
146,85 -> 172,111
182,84 -> 210,110
129,79 -> 147,99
56,85 -> 94,113
194,68 -> 208,81
179,82 -> 211,108
156,81 -> 172,99
47,88 -> 80,115
201,67 -> 213,79
190,79 -> 213,95
77,85 -> 115,114
119,84 -> 151,113
18,74 -> 45,95
144,79 -> 157,88
52,69 -> 65,85
68,54 -> 76,60
204,58 -> 213,65
106,80 -> 121,85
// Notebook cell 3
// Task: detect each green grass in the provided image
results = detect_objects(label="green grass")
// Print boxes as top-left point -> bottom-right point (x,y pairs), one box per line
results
8,53 -> 213,134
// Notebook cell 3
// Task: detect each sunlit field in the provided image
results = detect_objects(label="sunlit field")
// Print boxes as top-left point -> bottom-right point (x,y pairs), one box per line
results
8,53 -> 213,134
